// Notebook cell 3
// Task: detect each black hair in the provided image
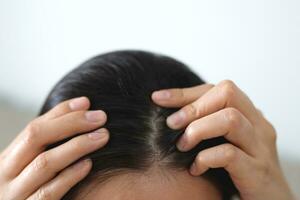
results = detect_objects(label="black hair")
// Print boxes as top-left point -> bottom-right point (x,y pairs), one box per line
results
39,50 -> 238,199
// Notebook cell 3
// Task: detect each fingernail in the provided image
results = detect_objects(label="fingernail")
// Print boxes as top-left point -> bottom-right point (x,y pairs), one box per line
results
152,90 -> 171,100
177,134 -> 188,151
167,110 -> 186,128
73,158 -> 91,170
190,162 -> 198,175
88,128 -> 108,140
69,97 -> 88,111
85,110 -> 106,122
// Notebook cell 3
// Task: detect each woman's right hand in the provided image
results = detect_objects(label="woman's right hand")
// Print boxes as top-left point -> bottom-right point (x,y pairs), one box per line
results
0,97 -> 109,200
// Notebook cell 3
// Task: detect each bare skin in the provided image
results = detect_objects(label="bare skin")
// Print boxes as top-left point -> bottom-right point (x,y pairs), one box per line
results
152,80 -> 295,200
0,97 -> 109,199
0,80 -> 295,199
75,168 -> 222,200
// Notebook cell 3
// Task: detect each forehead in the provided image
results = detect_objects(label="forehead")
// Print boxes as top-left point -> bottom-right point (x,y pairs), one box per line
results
79,169 -> 221,200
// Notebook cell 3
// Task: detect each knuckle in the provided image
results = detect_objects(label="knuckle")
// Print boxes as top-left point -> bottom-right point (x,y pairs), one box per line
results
184,126 -> 194,145
256,108 -> 264,116
267,122 -> 277,142
257,161 -> 271,180
219,80 -> 237,99
183,103 -> 198,118
219,79 -> 236,88
262,119 -> 277,144
185,123 -> 195,136
268,130 -> 277,143
223,108 -> 242,128
33,153 -> 50,172
222,144 -> 237,162
24,120 -> 41,145
195,153 -> 205,166
36,188 -> 52,200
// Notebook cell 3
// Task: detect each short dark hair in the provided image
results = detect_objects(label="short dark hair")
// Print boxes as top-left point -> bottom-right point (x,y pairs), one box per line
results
39,50 -> 238,199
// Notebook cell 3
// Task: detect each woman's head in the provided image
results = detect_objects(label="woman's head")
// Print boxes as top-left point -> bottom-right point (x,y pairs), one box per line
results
39,50 -> 237,199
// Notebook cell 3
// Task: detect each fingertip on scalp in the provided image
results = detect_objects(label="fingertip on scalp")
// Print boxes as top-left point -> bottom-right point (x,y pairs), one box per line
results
189,162 -> 198,176
88,128 -> 110,141
166,110 -> 186,129
71,159 -> 93,179
72,158 -> 92,171
69,96 -> 90,111
85,110 -> 107,123
151,90 -> 171,101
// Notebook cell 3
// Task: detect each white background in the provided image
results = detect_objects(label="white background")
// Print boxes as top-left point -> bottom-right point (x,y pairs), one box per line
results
0,0 -> 299,161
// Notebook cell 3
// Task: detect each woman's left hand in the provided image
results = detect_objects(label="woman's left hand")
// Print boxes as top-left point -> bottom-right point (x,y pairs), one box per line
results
152,80 -> 295,200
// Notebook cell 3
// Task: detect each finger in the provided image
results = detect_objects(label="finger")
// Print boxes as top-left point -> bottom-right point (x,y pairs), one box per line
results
0,96 -> 92,176
190,143 -> 255,181
12,128 -> 109,199
166,80 -> 259,129
35,109 -> 107,145
176,107 -> 256,155
151,84 -> 214,107
1,109 -> 107,178
27,159 -> 92,200
0,96 -> 89,158
41,96 -> 90,120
